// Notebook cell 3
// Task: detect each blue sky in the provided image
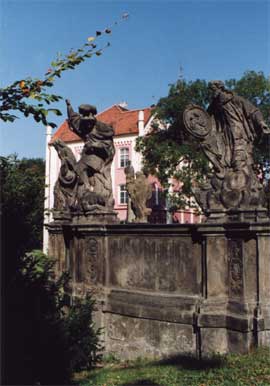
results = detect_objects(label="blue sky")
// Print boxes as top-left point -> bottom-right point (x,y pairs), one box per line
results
1,0 -> 269,159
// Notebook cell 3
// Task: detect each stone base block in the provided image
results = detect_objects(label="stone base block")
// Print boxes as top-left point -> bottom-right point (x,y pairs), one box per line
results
258,330 -> 270,347
72,211 -> 119,224
104,313 -> 196,360
200,328 -> 254,356
48,221 -> 270,359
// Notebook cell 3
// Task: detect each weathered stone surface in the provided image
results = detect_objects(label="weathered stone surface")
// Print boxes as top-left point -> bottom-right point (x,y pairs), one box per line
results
258,330 -> 270,347
106,289 -> 198,324
183,82 -> 270,220
242,238 -> 257,301
105,313 -> 196,360
258,235 -> 270,301
52,99 -> 117,223
124,162 -> 152,223
108,236 -> 201,294
200,328 -> 254,356
72,235 -> 105,286
206,236 -> 228,298
47,221 -> 270,358
48,225 -> 67,274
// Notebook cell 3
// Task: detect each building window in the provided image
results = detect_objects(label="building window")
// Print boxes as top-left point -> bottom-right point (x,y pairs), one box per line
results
119,184 -> 128,204
119,147 -> 129,168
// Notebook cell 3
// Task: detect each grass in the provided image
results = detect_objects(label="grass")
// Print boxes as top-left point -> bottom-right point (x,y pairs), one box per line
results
73,347 -> 270,386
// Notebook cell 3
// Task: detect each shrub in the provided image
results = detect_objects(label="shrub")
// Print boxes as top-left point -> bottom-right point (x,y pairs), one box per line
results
66,294 -> 104,372
3,250 -> 102,385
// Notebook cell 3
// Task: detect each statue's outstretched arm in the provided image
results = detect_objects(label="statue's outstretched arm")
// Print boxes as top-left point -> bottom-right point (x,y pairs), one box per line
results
66,99 -> 75,118
65,99 -> 81,134
248,108 -> 270,135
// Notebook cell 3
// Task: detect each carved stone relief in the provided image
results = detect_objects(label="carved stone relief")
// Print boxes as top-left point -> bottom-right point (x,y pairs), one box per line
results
86,238 -> 98,284
228,239 -> 243,297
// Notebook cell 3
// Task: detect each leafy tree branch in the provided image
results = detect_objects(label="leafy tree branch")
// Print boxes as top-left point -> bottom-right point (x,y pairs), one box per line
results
0,14 -> 129,128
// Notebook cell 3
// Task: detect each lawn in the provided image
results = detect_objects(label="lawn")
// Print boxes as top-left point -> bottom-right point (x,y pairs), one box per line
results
73,347 -> 270,386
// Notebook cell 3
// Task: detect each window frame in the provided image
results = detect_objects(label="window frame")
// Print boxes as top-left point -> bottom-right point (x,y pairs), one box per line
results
119,184 -> 128,205
119,147 -> 130,168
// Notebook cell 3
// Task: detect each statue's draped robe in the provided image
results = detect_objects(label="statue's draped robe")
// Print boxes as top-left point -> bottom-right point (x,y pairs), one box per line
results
68,110 -> 115,208
207,93 -> 264,169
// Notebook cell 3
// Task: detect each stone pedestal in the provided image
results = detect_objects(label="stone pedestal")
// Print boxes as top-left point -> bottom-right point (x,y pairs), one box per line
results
47,219 -> 270,359
196,221 -> 270,356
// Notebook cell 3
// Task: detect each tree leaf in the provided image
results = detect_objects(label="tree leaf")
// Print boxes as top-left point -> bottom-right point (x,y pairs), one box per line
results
48,108 -> 62,116
48,122 -> 57,128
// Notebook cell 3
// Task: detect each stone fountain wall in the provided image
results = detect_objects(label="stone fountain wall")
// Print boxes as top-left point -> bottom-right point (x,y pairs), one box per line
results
48,220 -> 270,359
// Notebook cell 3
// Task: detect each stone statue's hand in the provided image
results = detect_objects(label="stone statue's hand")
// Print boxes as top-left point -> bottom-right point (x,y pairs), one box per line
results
65,99 -> 71,105
262,122 -> 270,134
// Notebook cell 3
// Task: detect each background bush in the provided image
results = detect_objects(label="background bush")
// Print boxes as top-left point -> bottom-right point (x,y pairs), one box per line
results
3,249 -> 103,385
1,156 -> 102,384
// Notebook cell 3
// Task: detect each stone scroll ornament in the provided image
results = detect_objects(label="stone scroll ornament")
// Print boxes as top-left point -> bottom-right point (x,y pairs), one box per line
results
183,80 -> 270,218
52,100 -> 115,216
124,161 -> 152,223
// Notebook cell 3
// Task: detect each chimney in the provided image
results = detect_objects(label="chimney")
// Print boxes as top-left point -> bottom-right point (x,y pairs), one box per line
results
118,101 -> 128,109
138,110 -> 144,136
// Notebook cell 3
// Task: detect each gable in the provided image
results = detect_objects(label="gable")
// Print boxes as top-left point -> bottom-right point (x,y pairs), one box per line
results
51,105 -> 153,143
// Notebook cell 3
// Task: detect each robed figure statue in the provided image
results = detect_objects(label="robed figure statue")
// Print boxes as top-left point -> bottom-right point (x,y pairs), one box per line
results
52,100 -> 116,220
183,81 -> 270,220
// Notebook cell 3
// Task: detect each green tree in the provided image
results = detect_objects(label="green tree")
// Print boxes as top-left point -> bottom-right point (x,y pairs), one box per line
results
1,156 -> 45,384
136,71 -> 270,207
1,161 -> 103,385
66,294 -> 103,372
3,249 -> 102,385
1,155 -> 45,274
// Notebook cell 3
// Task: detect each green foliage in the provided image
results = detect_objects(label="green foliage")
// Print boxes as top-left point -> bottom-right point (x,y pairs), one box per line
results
66,294 -> 104,372
74,347 -> 270,386
1,156 -> 102,384
226,70 -> 270,120
1,155 -> 45,264
3,249 -> 103,385
136,71 -> 270,208
0,14 -> 129,128
136,79 -> 210,208
4,250 -> 71,385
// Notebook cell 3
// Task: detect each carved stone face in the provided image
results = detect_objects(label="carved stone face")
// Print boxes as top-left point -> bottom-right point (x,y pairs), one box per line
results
189,111 -> 208,131
208,81 -> 225,100
79,115 -> 96,134
183,105 -> 211,139
210,86 -> 222,100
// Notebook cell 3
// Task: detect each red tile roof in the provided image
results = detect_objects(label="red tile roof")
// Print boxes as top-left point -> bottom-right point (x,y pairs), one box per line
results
51,105 -> 153,143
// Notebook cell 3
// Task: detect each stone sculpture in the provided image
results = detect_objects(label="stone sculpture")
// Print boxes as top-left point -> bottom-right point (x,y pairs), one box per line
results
52,139 -> 78,215
124,161 -> 152,223
183,81 -> 270,220
124,161 -> 136,222
52,100 -> 116,221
